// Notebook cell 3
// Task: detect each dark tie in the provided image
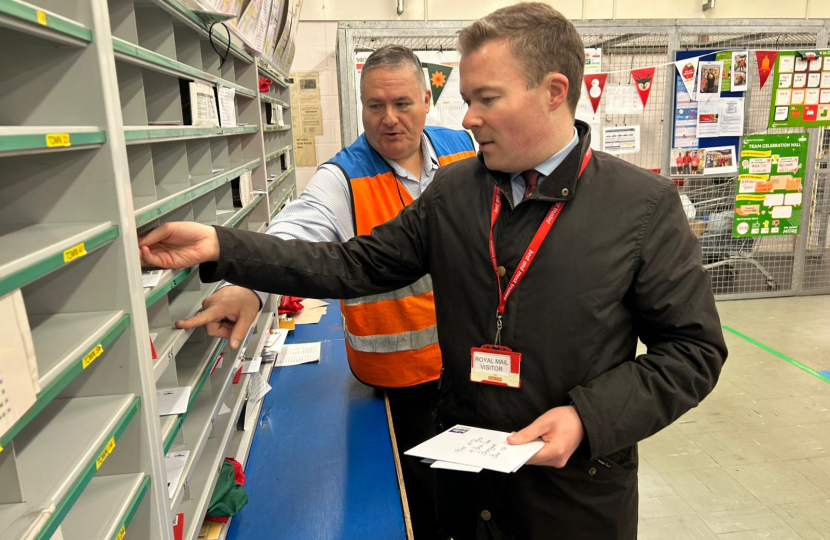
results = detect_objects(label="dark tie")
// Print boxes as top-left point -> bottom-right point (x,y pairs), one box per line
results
522,169 -> 540,199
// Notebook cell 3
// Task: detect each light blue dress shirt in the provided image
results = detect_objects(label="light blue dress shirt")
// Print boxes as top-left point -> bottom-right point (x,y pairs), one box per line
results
509,127 -> 580,205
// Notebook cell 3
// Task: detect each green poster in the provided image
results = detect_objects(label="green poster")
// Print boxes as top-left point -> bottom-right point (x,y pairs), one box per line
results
716,51 -> 732,92
733,133 -> 808,238
768,50 -> 830,128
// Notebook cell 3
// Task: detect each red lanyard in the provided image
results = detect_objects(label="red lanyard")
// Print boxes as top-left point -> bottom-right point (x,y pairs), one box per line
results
489,148 -> 592,344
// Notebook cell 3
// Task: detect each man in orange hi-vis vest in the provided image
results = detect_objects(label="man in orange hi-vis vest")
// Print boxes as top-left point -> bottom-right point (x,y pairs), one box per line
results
175,45 -> 475,538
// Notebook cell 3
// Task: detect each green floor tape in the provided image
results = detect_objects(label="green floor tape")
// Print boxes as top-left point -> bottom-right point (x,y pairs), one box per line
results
722,325 -> 830,385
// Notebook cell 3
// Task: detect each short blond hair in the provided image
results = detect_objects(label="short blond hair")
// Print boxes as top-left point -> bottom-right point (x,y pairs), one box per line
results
457,2 -> 584,113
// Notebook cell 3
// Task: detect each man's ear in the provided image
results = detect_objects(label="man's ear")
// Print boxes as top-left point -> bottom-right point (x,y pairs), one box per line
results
546,73 -> 570,113
425,88 -> 432,112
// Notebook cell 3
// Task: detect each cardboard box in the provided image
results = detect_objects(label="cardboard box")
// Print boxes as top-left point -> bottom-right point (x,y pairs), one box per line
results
689,219 -> 707,237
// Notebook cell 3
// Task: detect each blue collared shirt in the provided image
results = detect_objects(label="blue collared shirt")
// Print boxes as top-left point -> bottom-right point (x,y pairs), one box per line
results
509,127 -> 579,205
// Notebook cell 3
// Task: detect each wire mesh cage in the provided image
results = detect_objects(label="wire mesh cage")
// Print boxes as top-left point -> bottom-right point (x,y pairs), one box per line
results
677,31 -> 820,298
337,21 -> 830,300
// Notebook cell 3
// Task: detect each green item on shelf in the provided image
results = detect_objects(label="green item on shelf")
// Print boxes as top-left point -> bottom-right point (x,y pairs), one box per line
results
207,459 -> 248,518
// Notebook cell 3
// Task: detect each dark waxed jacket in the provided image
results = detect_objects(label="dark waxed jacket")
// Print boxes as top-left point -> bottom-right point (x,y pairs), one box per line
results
201,120 -> 727,539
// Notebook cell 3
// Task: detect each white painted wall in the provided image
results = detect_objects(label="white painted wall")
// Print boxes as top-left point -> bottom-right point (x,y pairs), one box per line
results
291,4 -> 828,193
300,0 -> 830,21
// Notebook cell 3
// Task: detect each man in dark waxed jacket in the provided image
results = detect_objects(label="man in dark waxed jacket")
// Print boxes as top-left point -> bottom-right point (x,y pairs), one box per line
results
138,4 -> 727,539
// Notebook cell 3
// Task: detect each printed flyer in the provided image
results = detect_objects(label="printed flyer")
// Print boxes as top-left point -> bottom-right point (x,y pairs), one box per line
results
733,133 -> 808,237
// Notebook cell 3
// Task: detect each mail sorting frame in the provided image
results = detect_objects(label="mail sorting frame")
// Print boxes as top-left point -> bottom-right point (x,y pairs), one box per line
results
0,0 -> 297,538
337,19 -> 830,300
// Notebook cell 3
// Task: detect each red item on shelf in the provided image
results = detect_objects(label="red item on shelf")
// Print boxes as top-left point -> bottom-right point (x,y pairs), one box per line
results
149,336 -> 158,360
258,76 -> 273,93
173,513 -> 184,540
232,364 -> 244,384
278,295 -> 304,315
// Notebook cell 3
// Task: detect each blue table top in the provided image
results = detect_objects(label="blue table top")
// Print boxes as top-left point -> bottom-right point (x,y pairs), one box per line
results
227,302 -> 407,540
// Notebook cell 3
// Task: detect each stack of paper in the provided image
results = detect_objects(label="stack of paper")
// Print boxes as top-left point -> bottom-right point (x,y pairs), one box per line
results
165,450 -> 190,498
275,342 -> 321,367
405,425 -> 544,474
293,298 -> 329,325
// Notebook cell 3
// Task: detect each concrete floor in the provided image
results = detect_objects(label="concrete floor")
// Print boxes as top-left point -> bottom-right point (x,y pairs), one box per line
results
638,295 -> 830,540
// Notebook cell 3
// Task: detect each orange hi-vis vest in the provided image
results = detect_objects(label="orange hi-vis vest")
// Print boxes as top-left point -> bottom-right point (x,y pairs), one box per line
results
326,126 -> 476,388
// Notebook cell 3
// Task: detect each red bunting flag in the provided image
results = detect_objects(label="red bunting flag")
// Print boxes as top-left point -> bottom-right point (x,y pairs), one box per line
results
583,73 -> 608,114
756,51 -> 778,89
630,67 -> 656,108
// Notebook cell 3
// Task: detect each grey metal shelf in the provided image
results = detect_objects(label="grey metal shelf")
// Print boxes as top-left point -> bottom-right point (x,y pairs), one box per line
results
0,0 -> 297,537
135,158 -> 262,226
168,325 -> 257,513
151,280 -> 223,382
266,145 -> 292,163
0,395 -> 140,540
268,166 -> 295,193
60,473 -> 150,540
224,313 -> 275,468
124,125 -> 258,145
145,267 -> 194,307
112,37 -> 255,98
257,61 -> 288,89
260,95 -> 289,108
223,194 -> 265,228
0,0 -> 93,46
0,126 -> 106,157
270,185 -> 296,220
144,0 -> 254,65
178,311 -> 271,540
0,222 -> 119,297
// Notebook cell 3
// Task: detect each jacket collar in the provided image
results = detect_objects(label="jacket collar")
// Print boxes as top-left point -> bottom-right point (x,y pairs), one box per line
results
480,120 -> 592,205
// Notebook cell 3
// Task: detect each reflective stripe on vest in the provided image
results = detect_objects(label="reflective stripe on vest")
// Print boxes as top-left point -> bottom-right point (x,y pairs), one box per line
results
328,127 -> 475,388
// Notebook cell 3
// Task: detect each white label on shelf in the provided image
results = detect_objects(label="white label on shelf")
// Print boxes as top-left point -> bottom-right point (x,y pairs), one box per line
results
218,86 -> 237,128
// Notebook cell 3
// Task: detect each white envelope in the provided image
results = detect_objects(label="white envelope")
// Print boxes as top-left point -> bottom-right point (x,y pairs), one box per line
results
157,386 -> 191,416
405,425 -> 543,474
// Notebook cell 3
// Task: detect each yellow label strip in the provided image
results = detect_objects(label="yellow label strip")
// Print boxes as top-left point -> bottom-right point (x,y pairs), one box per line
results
115,525 -> 127,540
82,344 -> 104,369
46,133 -> 70,147
63,243 -> 87,263
36,10 -> 47,25
96,437 -> 116,469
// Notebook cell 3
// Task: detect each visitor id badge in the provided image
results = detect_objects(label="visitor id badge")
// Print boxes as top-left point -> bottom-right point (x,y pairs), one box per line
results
470,345 -> 521,388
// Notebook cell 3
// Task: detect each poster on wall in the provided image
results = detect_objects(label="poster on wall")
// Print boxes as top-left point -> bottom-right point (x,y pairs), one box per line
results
603,125 -> 640,154
290,71 -> 323,136
733,133 -> 807,237
731,51 -> 749,92
670,148 -> 704,176
698,61 -> 723,102
584,48 -> 602,74
674,72 -> 698,148
702,146 -> 737,175
716,51 -> 733,92
768,50 -> 830,128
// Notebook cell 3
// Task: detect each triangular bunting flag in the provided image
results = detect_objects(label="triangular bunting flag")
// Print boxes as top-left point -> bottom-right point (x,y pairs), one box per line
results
675,58 -> 698,96
756,51 -> 778,89
583,73 -> 608,114
631,67 -> 656,108
425,63 -> 453,105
